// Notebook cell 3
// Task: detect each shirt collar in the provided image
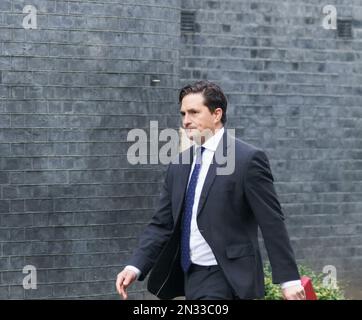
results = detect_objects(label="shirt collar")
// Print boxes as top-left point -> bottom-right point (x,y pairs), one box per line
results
194,127 -> 224,153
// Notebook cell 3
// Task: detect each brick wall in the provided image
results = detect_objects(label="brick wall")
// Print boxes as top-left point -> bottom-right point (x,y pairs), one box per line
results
1,0 -> 362,299
0,0 -> 180,299
180,0 -> 362,298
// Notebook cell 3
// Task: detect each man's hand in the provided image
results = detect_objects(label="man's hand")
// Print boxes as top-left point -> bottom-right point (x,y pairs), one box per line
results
282,284 -> 306,300
116,268 -> 137,300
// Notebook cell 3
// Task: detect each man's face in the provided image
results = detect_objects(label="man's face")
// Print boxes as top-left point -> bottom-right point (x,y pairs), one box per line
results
180,93 -> 222,143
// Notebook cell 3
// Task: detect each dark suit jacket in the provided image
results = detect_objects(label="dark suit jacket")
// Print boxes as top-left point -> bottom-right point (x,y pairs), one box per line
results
128,131 -> 300,299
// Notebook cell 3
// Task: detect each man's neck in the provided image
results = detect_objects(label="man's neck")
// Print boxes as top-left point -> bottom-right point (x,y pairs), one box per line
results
199,126 -> 224,145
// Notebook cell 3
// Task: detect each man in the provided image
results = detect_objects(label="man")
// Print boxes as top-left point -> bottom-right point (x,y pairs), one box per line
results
116,81 -> 305,300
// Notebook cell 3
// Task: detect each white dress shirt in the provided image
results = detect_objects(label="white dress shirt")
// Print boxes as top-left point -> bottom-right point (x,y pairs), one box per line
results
126,127 -> 301,289
187,127 -> 224,266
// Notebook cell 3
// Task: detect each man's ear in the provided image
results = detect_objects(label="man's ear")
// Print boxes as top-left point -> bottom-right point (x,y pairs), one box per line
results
214,107 -> 223,123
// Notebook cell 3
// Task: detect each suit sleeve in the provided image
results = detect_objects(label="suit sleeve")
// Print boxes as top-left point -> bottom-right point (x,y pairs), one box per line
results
128,165 -> 174,281
244,150 -> 300,284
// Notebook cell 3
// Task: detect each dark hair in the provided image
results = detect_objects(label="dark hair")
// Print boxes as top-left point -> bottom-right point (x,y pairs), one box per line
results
179,81 -> 227,124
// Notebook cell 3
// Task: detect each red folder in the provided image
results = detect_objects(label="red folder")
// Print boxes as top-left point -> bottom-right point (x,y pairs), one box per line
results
301,276 -> 318,300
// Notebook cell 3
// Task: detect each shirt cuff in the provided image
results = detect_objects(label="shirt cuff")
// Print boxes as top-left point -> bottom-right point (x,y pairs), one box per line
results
281,280 -> 302,289
125,265 -> 141,280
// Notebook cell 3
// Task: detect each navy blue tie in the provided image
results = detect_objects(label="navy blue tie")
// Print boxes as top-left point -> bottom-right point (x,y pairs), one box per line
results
181,146 -> 205,273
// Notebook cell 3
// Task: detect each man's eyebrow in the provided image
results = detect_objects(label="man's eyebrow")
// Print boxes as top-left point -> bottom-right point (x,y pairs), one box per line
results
180,108 -> 197,114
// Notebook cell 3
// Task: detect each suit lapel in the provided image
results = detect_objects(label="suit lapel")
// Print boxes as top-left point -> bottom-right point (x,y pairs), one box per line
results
196,132 -> 231,216
173,147 -> 193,222
173,131 -> 233,220
196,161 -> 217,216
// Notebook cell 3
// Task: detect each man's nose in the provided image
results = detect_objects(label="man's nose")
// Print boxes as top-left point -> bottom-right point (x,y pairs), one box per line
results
183,114 -> 191,127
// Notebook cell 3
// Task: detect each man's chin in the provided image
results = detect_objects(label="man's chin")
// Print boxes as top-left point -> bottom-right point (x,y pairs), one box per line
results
184,129 -> 214,144
186,132 -> 204,145
185,129 -> 196,140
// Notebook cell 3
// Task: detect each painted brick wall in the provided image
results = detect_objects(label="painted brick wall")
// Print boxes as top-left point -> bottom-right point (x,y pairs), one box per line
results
180,0 -> 362,298
0,0 -> 180,299
1,0 -> 362,300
